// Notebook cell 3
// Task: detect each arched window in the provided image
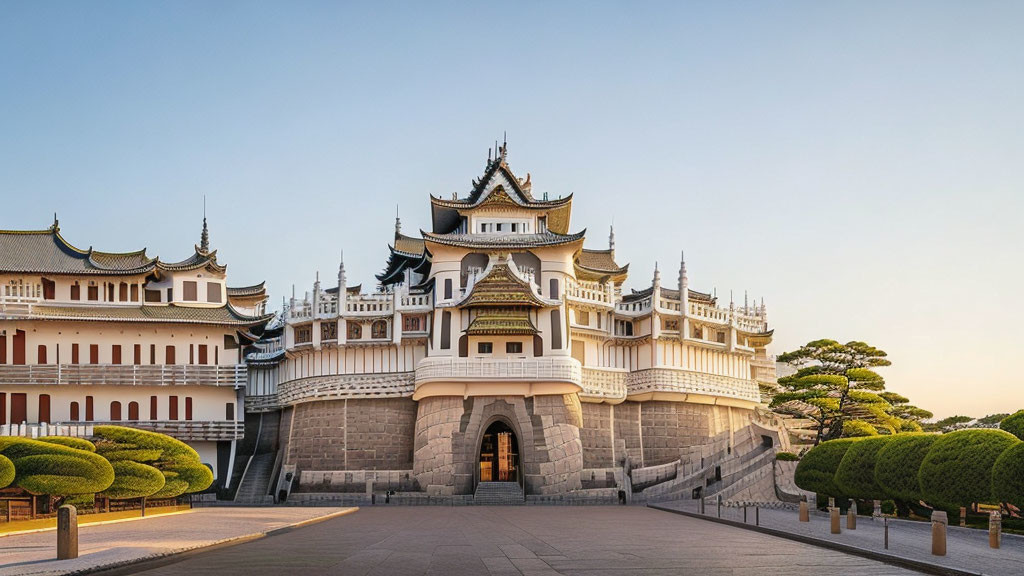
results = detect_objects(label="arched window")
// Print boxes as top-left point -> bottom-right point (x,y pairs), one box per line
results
347,321 -> 362,340
128,401 -> 139,421
371,320 -> 388,339
70,401 -> 80,421
110,401 -> 122,421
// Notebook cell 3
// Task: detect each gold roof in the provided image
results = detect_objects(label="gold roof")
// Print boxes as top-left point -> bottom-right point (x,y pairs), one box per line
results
462,262 -> 548,308
465,309 -> 538,335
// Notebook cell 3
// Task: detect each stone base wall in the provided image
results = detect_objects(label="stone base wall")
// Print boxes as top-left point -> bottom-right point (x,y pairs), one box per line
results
284,398 -> 417,472
412,394 -> 584,496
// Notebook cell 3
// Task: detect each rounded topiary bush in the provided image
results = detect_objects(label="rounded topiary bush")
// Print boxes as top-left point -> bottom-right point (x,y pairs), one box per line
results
1000,410 -> 1024,441
918,429 -> 1020,507
93,426 -> 202,466
103,460 -> 166,500
38,436 -> 97,452
0,454 -> 14,489
875,433 -> 938,502
834,435 -> 893,500
93,426 -> 210,498
795,438 -> 861,497
0,437 -> 114,495
992,442 -> 1024,508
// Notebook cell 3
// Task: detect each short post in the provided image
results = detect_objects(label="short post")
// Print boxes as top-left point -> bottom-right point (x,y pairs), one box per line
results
717,495 -> 722,518
699,497 -> 705,515
828,496 -> 835,509
755,506 -> 760,526
830,506 -> 841,534
873,499 -> 882,518
366,479 -> 374,504
884,517 -> 889,550
799,496 -> 810,523
931,510 -> 947,556
57,505 -> 78,560
959,506 -> 967,528
31,495 -> 36,519
847,500 -> 857,530
989,510 -> 1001,549
141,496 -> 146,517
743,506 -> 748,523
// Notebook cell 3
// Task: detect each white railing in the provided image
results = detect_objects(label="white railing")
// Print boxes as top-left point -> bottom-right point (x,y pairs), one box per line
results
399,293 -> 432,308
688,301 -> 729,323
0,420 -> 243,441
566,282 -> 612,305
0,364 -> 247,387
626,368 -> 761,403
579,367 -> 628,401
617,298 -> 651,314
414,357 -> 582,385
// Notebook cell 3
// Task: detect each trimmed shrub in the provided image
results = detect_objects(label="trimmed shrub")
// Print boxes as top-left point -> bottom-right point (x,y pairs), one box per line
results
775,452 -> 799,462
992,442 -> 1024,508
0,454 -> 13,489
794,438 -> 860,497
38,436 -> 96,452
834,435 -> 893,500
919,429 -> 1019,507
875,433 -> 938,502
1000,410 -> 1024,441
101,449 -> 164,463
93,426 -> 202,466
103,460 -> 166,500
150,471 -> 191,500
0,437 -> 114,496
170,463 -> 213,493
93,426 -> 211,497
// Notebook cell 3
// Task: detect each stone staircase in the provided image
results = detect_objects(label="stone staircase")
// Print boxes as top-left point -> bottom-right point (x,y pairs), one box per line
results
233,411 -> 280,505
473,482 -> 525,505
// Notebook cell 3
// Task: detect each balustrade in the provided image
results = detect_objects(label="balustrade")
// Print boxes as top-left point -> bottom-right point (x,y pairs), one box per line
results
0,364 -> 247,387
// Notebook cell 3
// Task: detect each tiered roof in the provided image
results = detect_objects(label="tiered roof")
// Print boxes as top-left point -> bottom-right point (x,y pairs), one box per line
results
574,248 -> 628,283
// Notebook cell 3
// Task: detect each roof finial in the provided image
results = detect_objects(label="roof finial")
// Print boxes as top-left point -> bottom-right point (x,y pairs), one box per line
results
744,290 -> 748,313
200,197 -> 210,253
679,250 -> 687,287
729,290 -> 735,309
608,224 -> 616,252
500,131 -> 507,160
395,204 -> 402,236
653,261 -> 661,286
52,212 -> 59,231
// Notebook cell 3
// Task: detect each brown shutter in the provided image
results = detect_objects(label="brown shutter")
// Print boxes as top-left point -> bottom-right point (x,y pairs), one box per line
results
71,344 -> 79,364
90,344 -> 99,364
198,345 -> 208,365
150,396 -> 158,419
130,284 -> 139,302
183,281 -> 197,301
0,393 -> 5,425
128,401 -> 139,421
0,332 -> 5,364
37,345 -> 47,364
185,397 -> 193,420
71,283 -> 80,300
87,285 -> 98,301
169,396 -> 178,420
111,345 -> 121,365
13,330 -> 25,365
38,394 -> 50,423
134,344 -> 141,365
70,401 -> 80,421
85,396 -> 94,420
42,278 -> 55,300
110,401 -> 121,421
226,402 -> 235,420
166,346 -> 176,364
11,393 -> 27,424
119,283 -> 128,301
149,344 -> 155,364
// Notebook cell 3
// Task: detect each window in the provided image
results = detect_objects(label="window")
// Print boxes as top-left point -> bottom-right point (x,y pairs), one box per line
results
130,284 -> 139,302
440,311 -> 451,349
70,401 -> 80,422
38,394 -> 50,423
71,344 -> 79,364
107,284 -> 114,301
295,326 -> 312,344
511,223 -> 518,233
111,345 -> 121,365
692,325 -> 702,339
506,342 -> 523,354
0,393 -> 5,425
207,282 -> 222,303
42,278 -> 55,300
458,335 -> 468,357
371,320 -> 388,339
169,396 -> 179,420
663,319 -> 679,331
550,310 -> 562,349
226,402 -> 235,420
128,401 -> 139,421
403,315 -> 422,332
134,344 -> 141,365
198,344 -> 208,365
480,223 -> 489,233
183,281 -> 198,301
71,283 -> 81,301
150,396 -> 158,419
144,289 -> 161,303
85,396 -> 94,420
444,278 -> 453,300
478,342 -> 493,354
165,345 -> 176,365
716,331 -> 726,344
37,345 -> 47,364
185,397 -> 193,421
549,278 -> 559,299
496,223 -> 503,232
87,285 -> 98,301
577,310 -> 590,326
321,321 -> 337,341
347,322 -> 361,339
90,344 -> 99,364
119,282 -> 128,301
150,344 -> 156,364
110,401 -> 122,421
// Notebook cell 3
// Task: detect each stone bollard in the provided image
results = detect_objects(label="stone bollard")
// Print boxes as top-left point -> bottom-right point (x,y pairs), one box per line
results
717,495 -> 722,518
931,510 -> 948,556
959,506 -> 967,528
828,496 -> 835,509
699,497 -> 705,515
799,497 -> 810,522
847,500 -> 857,530
873,499 -> 882,518
989,510 -> 1001,549
830,507 -> 841,534
57,505 -> 78,560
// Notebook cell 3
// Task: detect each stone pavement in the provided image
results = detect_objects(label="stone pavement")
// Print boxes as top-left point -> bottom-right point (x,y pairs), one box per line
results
0,506 -> 353,576
108,506 -> 917,575
654,500 -> 1024,576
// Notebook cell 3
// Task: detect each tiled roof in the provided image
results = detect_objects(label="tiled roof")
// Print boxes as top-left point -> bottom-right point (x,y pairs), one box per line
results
159,250 -> 225,273
465,310 -> 539,335
0,227 -> 156,275
29,303 -> 273,326
226,282 -> 266,297
393,234 -> 425,256
575,248 -> 628,275
622,286 -> 715,304
460,262 -> 549,308
422,230 -> 585,249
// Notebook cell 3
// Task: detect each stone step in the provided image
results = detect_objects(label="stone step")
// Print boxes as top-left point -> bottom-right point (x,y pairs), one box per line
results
473,482 -> 524,505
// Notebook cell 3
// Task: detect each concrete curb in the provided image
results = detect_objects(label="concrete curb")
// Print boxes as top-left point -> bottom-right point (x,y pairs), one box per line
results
0,509 -> 196,539
43,507 -> 358,576
648,504 -> 982,576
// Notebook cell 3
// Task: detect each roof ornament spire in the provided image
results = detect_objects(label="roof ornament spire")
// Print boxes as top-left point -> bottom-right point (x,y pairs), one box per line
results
200,196 -> 210,253
653,261 -> 661,287
744,290 -> 749,314
608,224 -> 616,253
338,250 -> 347,291
395,204 -> 401,237
499,131 -> 507,161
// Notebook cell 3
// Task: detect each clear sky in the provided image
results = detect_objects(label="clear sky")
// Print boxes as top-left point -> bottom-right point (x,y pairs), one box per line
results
2,1 -> 1021,419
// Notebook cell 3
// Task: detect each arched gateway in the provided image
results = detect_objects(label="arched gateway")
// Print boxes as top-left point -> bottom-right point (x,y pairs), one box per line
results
478,420 -> 520,486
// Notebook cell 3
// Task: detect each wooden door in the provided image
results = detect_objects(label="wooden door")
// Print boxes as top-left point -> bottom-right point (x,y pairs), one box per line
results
70,401 -> 80,421
110,401 -> 122,421
85,396 -> 94,420
37,345 -> 47,364
128,401 -> 139,421
134,344 -> 141,365
198,345 -> 208,365
90,344 -> 99,364
169,396 -> 178,420
13,330 -> 25,365
38,394 -> 50,423
166,346 -> 176,365
0,393 -> 6,425
42,278 -> 55,300
11,393 -> 26,424
185,397 -> 193,420
111,345 -> 121,365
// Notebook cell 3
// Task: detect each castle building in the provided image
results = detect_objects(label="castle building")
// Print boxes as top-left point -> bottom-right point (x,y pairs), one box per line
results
0,218 -> 272,484
249,144 -> 778,500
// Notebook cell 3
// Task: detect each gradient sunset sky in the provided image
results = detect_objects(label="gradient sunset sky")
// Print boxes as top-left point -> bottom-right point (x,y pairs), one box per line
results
1,2 -> 1021,418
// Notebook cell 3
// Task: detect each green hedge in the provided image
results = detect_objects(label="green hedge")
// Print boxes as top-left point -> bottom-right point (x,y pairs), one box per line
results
93,426 -> 202,466
93,426 -> 209,497
834,435 -> 893,500
775,452 -> 799,462
875,433 -> 938,502
0,437 -> 114,496
794,438 -> 860,497
0,454 -> 13,489
1000,410 -> 1024,441
919,429 -> 1019,507
103,460 -> 166,500
992,442 -> 1024,507
38,436 -> 97,452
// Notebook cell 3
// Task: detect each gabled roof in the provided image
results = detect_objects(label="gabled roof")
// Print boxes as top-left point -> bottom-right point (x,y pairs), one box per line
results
226,282 -> 266,298
574,248 -> 629,283
0,225 -> 156,275
422,229 -> 586,250
465,309 -> 539,335
158,250 -> 226,274
460,260 -> 550,308
28,302 -> 273,326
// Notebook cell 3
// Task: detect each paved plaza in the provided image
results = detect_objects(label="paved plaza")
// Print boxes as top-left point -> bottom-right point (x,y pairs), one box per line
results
0,507 -> 352,576
92,506 -> 919,576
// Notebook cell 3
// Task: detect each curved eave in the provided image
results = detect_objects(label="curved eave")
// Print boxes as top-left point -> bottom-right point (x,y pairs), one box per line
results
421,229 -> 586,250
227,282 -> 267,297
430,193 -> 573,211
